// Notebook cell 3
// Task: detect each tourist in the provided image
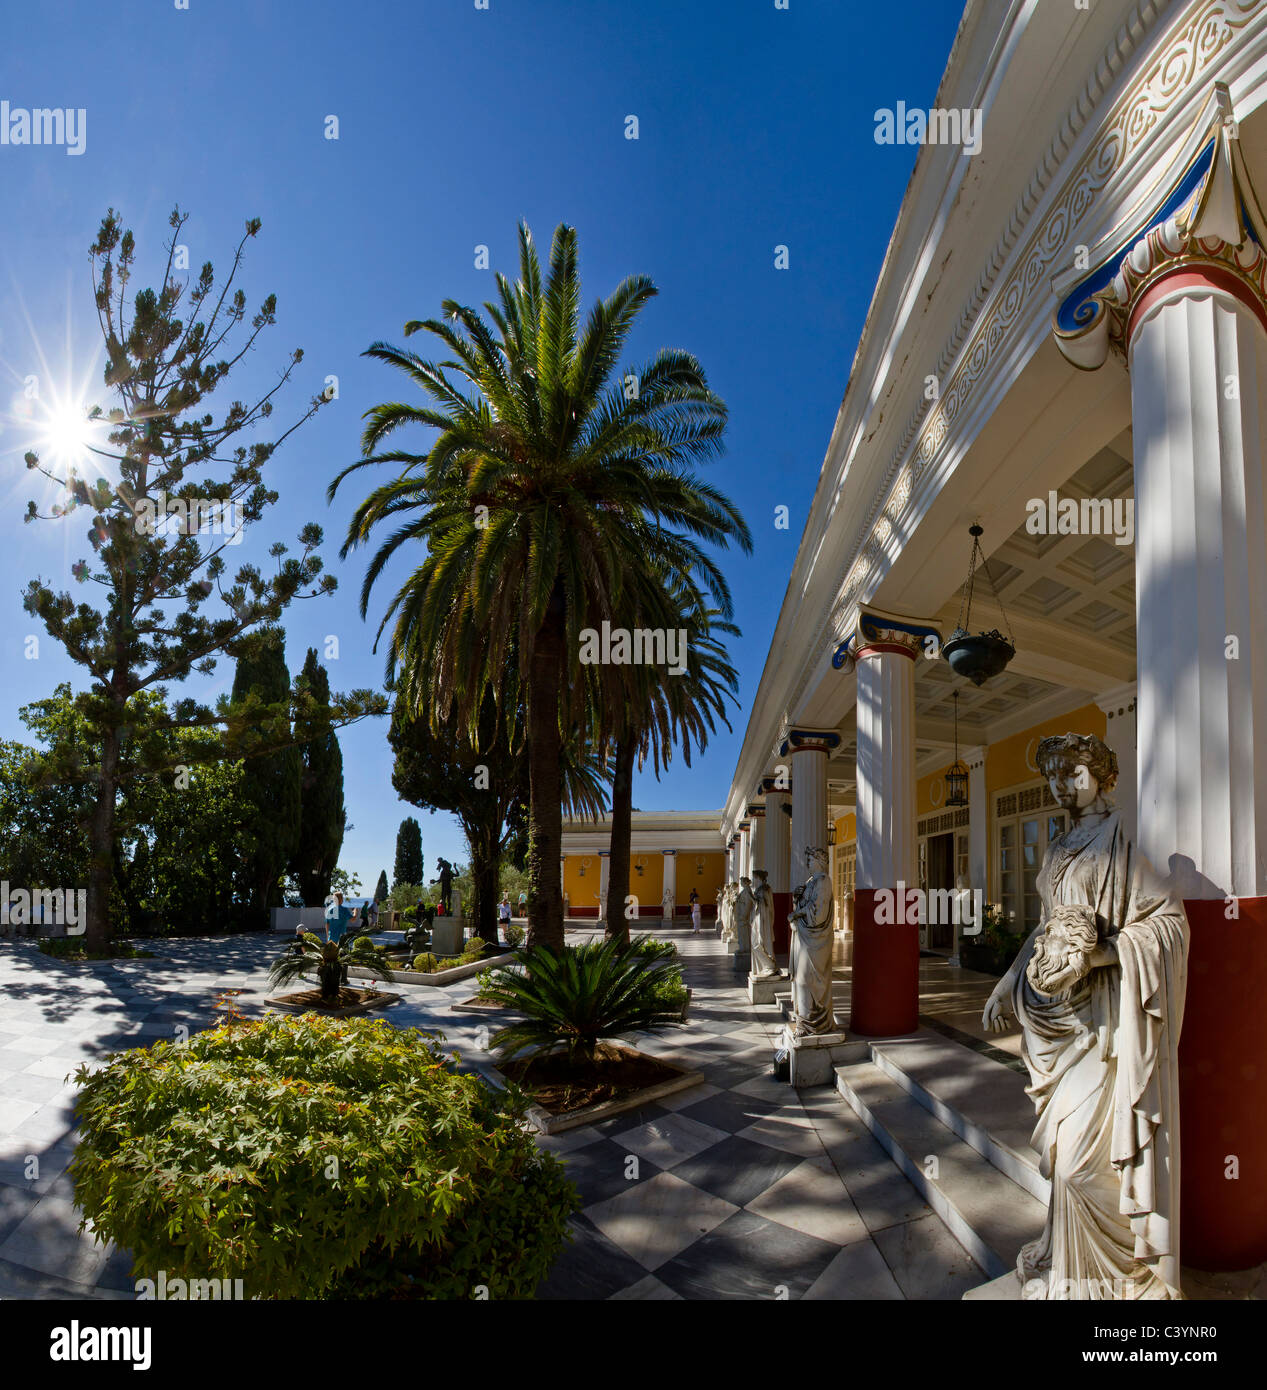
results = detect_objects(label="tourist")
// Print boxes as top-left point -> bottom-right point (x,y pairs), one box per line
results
691,899 -> 702,934
326,891 -> 353,944
499,896 -> 512,931
517,889 -> 527,916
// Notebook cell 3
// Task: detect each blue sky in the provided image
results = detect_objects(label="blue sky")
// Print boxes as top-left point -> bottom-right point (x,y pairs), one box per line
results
0,0 -> 963,893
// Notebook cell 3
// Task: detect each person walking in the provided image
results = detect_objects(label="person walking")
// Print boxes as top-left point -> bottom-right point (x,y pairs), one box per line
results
691,899 -> 702,934
326,891 -> 353,944
498,896 -> 512,933
517,889 -> 528,917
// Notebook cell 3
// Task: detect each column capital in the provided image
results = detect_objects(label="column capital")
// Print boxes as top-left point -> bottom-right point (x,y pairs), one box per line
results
662,848 -> 677,856
838,605 -> 941,666
746,803 -> 766,819
1094,681 -> 1138,717
738,820 -> 751,832
777,727 -> 841,757
1054,88 -> 1267,371
598,850 -> 610,858
760,775 -> 790,796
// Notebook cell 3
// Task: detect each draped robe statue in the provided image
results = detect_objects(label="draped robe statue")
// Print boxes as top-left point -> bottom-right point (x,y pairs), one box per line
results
788,847 -> 834,1036
751,870 -> 778,977
733,877 -> 755,952
984,732 -> 1188,1300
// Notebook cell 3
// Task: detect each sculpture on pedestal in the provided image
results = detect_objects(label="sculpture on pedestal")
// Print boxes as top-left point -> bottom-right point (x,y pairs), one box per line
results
788,847 -> 834,1036
733,876 -> 755,953
661,888 -> 675,924
982,732 -> 1188,1300
751,869 -> 779,978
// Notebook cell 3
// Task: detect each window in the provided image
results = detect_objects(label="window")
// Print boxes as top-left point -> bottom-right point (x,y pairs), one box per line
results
994,783 -> 1068,933
833,844 -> 856,931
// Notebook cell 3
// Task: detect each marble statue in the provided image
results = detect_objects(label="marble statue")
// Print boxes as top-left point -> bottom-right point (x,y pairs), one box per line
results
733,876 -> 755,952
788,847 -> 834,1036
982,732 -> 1188,1300
662,888 -> 675,924
751,869 -> 779,977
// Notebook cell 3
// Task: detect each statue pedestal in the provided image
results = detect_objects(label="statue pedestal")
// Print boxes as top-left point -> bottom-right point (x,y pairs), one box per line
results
962,1272 -> 1023,1301
431,915 -> 464,955
777,1025 -> 867,1087
748,972 -> 784,1005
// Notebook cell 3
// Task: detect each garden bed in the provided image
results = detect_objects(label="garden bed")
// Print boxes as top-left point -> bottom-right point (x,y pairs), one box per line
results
499,1044 -> 704,1135
264,986 -> 400,1018
345,951 -> 514,986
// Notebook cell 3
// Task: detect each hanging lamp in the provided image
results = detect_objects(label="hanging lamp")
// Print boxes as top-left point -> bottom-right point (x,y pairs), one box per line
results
943,524 -> 1016,686
945,690 -> 969,807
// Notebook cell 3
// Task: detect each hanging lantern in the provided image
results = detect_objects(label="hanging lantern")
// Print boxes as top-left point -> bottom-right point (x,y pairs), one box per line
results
827,822 -> 838,846
945,690 -> 969,807
943,524 -> 1016,686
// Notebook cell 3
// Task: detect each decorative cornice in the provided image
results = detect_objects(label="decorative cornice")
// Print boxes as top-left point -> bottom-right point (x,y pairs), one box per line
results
787,0 -> 1262,722
1054,86 -> 1267,368
746,803 -> 766,818
851,606 -> 942,663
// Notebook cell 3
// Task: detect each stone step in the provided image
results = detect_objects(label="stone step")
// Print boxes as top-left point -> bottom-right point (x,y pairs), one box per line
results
868,1031 -> 1049,1203
835,1059 -> 1047,1279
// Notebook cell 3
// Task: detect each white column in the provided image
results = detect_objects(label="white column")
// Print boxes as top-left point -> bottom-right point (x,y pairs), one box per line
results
1131,283 -> 1267,898
765,789 -> 791,894
598,851 -> 611,920
855,655 -> 918,894
662,850 -> 676,922
785,731 -> 837,889
1095,684 -> 1138,848
738,822 -> 751,881
749,808 -> 766,876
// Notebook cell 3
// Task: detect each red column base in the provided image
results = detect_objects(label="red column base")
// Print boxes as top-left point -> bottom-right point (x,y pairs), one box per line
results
850,887 -> 920,1037
1179,895 -> 1267,1271
772,893 -> 792,954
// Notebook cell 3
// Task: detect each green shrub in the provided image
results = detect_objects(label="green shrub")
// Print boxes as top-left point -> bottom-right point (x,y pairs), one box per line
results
458,938 -> 486,963
505,921 -> 525,947
37,938 -> 154,960
268,932 -> 388,1001
412,952 -> 440,974
71,1013 -> 577,1299
627,935 -> 677,963
481,938 -> 685,1064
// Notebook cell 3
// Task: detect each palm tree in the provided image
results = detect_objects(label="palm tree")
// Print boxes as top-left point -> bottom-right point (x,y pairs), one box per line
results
331,222 -> 750,951
603,594 -> 741,947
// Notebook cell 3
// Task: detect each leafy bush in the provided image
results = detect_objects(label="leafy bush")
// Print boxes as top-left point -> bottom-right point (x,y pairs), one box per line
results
458,938 -> 486,963
627,936 -> 677,964
412,952 -> 441,974
481,938 -> 685,1064
37,937 -> 154,960
505,921 -> 525,947
71,1014 -> 578,1299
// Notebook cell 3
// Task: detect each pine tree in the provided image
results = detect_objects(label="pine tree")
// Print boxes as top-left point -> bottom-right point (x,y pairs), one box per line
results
393,817 -> 424,889
232,628 -> 301,926
374,870 -> 389,902
289,648 -> 345,906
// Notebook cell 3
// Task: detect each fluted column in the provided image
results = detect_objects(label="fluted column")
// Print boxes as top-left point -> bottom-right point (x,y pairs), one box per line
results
748,803 -> 766,877
850,607 -> 939,1036
738,820 -> 752,883
950,745 -> 988,968
1051,95 -> 1267,1270
763,779 -> 792,955
1095,684 -> 1138,848
598,851 -> 610,923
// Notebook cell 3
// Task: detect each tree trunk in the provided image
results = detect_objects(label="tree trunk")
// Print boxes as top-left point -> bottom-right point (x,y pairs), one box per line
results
526,599 -> 566,952
467,825 -> 501,948
84,722 -> 120,954
604,733 -> 636,948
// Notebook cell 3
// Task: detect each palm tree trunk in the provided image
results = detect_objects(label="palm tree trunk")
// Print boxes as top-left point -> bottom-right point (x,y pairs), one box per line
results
604,733 -> 636,948
467,824 -> 500,947
526,599 -> 566,952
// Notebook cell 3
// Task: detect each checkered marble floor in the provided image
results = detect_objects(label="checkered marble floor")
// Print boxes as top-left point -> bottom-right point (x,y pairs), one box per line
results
0,927 -> 983,1300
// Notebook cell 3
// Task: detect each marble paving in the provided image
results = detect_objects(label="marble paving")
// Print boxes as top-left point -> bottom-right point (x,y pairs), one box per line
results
0,926 -> 993,1300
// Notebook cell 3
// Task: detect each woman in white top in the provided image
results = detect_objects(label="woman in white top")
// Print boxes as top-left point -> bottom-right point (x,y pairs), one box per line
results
691,900 -> 702,934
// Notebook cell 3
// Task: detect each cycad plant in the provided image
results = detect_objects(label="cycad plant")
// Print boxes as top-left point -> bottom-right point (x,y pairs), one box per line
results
330,221 -> 749,952
267,932 -> 390,1003
481,937 -> 684,1066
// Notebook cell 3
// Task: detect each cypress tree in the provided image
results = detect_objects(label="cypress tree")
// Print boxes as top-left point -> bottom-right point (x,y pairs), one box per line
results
290,648 -> 345,906
374,870 -> 389,902
232,628 -> 301,927
393,817 -> 424,889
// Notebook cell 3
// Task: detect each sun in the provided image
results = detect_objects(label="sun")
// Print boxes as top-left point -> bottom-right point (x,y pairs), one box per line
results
40,397 -> 98,464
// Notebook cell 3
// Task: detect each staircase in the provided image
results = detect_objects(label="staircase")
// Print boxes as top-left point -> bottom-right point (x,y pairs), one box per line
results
834,1030 -> 1048,1280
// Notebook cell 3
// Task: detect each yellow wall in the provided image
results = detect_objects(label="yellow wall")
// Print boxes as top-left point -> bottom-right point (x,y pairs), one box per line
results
563,854 -> 602,907
985,702 -> 1105,793
834,812 -> 856,844
683,851 -> 727,901
562,849 -> 726,908
917,763 -> 957,817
